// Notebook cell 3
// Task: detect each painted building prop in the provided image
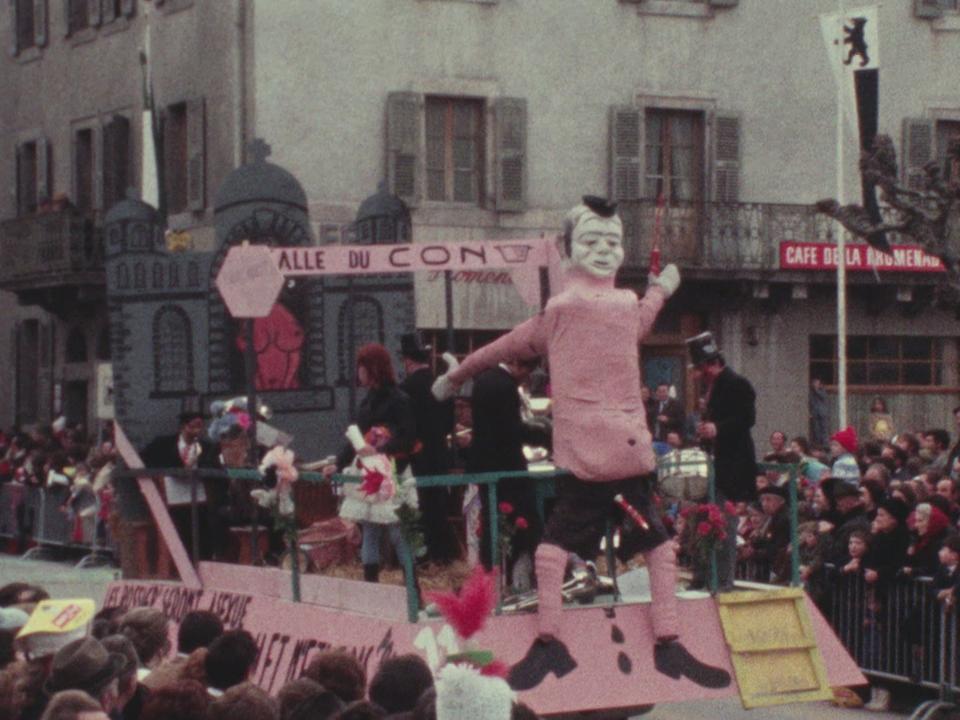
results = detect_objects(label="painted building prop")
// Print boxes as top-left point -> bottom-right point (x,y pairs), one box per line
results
102,141 -> 416,460
103,567 -> 864,714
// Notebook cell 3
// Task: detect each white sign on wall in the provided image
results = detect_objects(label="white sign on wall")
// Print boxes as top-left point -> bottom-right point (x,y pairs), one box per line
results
96,363 -> 114,420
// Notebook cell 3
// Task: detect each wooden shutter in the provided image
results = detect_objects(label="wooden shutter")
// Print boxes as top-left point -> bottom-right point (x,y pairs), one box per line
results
608,106 -> 642,201
708,0 -> 739,6
102,0 -> 116,24
16,143 -> 29,215
713,113 -> 741,202
33,0 -> 47,46
9,0 -> 19,55
61,0 -> 70,35
36,137 -> 50,204
102,115 -> 130,210
902,118 -> 934,190
914,0 -> 943,19
493,97 -> 527,212
93,123 -> 104,211
120,0 -> 134,16
88,0 -> 100,26
386,92 -> 422,207
186,98 -> 205,211
102,118 -> 116,211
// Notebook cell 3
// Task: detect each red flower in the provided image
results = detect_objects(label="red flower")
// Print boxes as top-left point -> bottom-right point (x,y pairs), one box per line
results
679,505 -> 695,519
515,517 -> 529,530
696,521 -> 712,537
723,501 -> 737,515
498,501 -> 514,515
359,468 -> 386,496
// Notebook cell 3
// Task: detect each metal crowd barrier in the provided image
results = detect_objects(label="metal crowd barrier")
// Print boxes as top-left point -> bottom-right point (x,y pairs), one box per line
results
822,568 -> 960,717
0,481 -> 115,566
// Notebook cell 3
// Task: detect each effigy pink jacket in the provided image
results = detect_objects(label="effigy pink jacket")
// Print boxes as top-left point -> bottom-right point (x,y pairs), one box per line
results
449,272 -> 668,482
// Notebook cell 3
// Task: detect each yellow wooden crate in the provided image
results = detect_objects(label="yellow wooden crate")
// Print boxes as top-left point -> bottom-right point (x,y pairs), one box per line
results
717,587 -> 834,709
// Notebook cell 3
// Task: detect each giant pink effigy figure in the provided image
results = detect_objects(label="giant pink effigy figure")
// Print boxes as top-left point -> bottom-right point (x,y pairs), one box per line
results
434,196 -> 730,689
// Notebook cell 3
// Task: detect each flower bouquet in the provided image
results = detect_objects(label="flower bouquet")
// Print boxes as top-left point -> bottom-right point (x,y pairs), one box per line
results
680,501 -> 737,566
337,424 -> 419,526
252,445 -> 299,542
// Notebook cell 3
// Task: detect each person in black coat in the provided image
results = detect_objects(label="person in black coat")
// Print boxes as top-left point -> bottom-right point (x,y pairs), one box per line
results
823,479 -> 872,567
140,411 -> 224,561
398,333 -> 457,565
687,331 -> 758,590
324,343 -> 416,582
651,382 -> 685,442
468,358 -> 546,579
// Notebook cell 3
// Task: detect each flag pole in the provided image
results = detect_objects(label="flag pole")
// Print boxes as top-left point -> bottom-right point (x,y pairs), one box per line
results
835,0 -> 848,429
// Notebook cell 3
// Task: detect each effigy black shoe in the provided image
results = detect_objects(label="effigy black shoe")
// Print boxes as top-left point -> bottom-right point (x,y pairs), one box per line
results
653,639 -> 731,689
508,637 -> 578,691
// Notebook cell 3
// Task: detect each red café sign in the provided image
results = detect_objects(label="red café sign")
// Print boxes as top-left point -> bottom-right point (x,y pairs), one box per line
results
780,241 -> 944,273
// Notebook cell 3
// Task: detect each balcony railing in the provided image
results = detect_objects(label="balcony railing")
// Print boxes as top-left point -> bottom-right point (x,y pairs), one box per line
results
618,199 -> 844,271
0,209 -> 104,291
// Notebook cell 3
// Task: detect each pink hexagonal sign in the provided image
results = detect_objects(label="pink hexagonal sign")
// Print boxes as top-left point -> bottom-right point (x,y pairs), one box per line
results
215,242 -> 284,318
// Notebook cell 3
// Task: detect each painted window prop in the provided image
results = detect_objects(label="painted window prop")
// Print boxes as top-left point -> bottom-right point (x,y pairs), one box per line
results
153,305 -> 194,394
336,296 -> 385,384
809,334 -> 946,387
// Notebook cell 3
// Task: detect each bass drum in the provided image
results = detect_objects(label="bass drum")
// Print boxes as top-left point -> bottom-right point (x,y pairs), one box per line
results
657,448 -> 710,502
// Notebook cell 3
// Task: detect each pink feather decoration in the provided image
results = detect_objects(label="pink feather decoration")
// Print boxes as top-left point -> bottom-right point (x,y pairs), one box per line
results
426,565 -> 497,641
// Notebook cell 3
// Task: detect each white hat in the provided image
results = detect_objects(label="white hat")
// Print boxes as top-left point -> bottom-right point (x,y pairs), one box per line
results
435,662 -> 514,720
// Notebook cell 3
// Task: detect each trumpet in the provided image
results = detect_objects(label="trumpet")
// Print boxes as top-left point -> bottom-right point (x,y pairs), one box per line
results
501,562 -> 617,613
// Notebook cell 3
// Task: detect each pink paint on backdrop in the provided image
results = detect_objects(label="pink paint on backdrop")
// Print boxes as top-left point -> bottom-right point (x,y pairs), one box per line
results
103,573 -> 864,714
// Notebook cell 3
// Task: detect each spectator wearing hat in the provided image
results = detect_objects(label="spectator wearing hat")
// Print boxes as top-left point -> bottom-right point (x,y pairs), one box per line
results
903,502 -> 953,578
139,679 -> 210,720
208,682 -> 278,720
434,662 -> 514,720
100,634 -> 147,720
118,608 -> 170,681
687,331 -> 758,591
368,654 -> 434,716
142,609 -> 223,691
829,427 -> 861,483
38,689 -> 109,720
399,332 -> 457,566
44,637 -> 127,715
864,497 -> 911,588
745,484 -> 791,583
301,649 -> 366,704
204,630 -> 258,696
823,478 -> 871,567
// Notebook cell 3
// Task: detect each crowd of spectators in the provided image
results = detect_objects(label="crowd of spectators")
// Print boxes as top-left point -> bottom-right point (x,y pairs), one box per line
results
0,580 -> 541,720
0,419 -> 117,553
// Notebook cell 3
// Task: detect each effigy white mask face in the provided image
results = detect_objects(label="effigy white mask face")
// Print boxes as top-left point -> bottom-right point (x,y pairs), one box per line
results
569,215 -> 624,278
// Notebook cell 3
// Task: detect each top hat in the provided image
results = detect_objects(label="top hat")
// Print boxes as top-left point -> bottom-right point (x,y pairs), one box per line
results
44,636 -> 127,695
399,332 -> 431,362
685,331 -> 723,367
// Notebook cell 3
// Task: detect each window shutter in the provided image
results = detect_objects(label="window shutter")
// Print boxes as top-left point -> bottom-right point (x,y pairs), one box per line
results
713,113 -> 741,202
16,144 -> 29,214
102,119 -> 116,211
902,118 -> 934,190
386,91 -> 422,207
9,0 -> 19,55
186,97 -> 206,211
493,97 -> 527,212
608,106 -> 642,201
102,0 -> 116,24
33,0 -> 47,46
94,123 -> 104,211
102,115 -> 130,210
88,0 -> 100,26
914,0 -> 943,19
36,137 -> 50,204
120,0 -> 134,17
708,0 -> 739,6
62,0 -> 70,36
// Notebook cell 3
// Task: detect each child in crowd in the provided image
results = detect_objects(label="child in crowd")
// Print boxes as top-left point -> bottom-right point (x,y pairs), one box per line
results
842,530 -> 869,577
797,521 -> 826,604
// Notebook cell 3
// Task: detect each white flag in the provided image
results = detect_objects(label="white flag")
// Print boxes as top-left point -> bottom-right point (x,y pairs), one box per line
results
819,6 -> 880,136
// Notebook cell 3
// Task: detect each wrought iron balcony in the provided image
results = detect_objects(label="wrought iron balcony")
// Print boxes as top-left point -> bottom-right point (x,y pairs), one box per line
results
0,209 -> 105,310
618,199 -> 839,272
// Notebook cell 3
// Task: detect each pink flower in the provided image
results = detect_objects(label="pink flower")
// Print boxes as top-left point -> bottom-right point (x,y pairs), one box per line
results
515,517 -> 529,530
359,468 -> 386,496
498,501 -> 514,515
696,521 -> 712,537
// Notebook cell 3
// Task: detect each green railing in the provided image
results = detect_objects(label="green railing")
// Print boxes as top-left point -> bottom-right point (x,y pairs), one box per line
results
116,457 -> 801,622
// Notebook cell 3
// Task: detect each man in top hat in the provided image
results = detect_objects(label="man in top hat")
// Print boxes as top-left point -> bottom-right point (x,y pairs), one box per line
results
434,196 -> 730,690
44,636 -> 128,715
398,332 -> 458,565
686,330 -> 758,591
